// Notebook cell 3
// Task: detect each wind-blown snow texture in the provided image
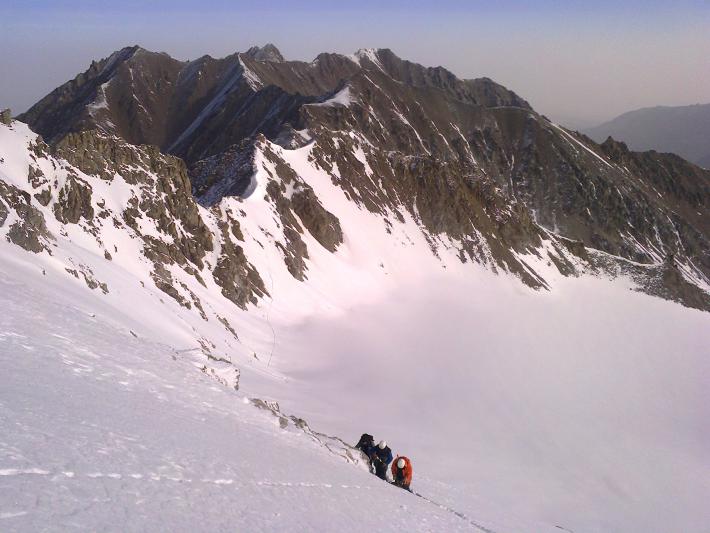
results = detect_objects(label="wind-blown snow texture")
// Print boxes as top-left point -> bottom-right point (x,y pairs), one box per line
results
0,252 -> 486,532
1,108 -> 709,531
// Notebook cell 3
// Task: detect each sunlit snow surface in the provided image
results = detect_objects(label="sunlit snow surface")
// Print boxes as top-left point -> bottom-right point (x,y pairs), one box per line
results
272,273 -> 710,532
1,120 -> 709,532
0,252 -> 488,532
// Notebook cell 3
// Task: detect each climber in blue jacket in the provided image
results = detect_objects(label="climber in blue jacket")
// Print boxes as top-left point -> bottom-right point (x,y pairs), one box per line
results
370,440 -> 393,480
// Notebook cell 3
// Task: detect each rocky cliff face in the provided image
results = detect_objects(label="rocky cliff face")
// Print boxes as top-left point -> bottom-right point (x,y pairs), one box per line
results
18,46 -> 528,163
9,45 -> 710,312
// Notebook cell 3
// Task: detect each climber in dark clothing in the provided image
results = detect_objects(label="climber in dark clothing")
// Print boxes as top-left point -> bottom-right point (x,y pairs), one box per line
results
356,433 -> 375,455
355,433 -> 376,472
370,440 -> 393,480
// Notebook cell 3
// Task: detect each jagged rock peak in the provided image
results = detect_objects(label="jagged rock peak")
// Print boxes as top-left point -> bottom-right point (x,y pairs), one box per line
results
351,47 -> 387,66
599,136 -> 634,163
0,109 -> 11,126
244,44 -> 284,62
89,45 -> 141,72
600,135 -> 630,154
88,45 -> 177,73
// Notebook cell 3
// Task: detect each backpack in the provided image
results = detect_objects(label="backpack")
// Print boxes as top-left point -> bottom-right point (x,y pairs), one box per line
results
356,433 -> 374,451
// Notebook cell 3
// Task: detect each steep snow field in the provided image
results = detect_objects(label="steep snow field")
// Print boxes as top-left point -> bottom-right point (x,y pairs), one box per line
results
2,243 -> 709,532
0,249 -> 495,533
267,272 -> 710,532
1,119 -> 709,531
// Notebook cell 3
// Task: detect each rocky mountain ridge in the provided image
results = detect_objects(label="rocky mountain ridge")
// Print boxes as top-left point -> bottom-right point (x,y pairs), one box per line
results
17,45 -> 530,162
4,44 -> 710,317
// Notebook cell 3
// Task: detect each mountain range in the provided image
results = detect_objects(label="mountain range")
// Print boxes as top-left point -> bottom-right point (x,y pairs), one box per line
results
2,43 -> 710,532
6,43 -> 710,313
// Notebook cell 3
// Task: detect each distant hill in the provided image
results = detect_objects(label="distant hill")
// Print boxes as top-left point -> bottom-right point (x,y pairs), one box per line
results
585,103 -> 710,168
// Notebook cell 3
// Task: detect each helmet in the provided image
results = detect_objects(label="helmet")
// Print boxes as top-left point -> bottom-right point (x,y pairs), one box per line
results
378,440 -> 387,449
397,458 -> 406,469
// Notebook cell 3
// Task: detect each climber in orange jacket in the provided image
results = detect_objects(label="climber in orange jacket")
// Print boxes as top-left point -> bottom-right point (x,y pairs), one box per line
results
391,456 -> 413,491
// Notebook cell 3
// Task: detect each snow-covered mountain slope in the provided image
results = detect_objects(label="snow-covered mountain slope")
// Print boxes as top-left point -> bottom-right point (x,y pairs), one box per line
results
0,250 -> 505,533
15,44 -> 710,312
2,113 -> 710,532
273,272 -> 710,533
2,209 -> 710,533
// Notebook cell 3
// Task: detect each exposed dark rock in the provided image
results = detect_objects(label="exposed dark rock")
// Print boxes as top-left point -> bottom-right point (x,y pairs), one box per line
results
18,46 -> 185,146
0,199 -> 8,227
291,188 -> 343,252
244,44 -> 284,63
11,44 -> 710,309
190,139 -> 257,201
7,218 -> 48,253
266,180 -> 309,280
179,281 -> 208,320
217,315 -> 239,340
151,262 -> 190,308
33,188 -> 52,206
53,175 -> 94,224
72,265 -> 109,294
56,130 -> 214,269
212,210 -> 268,308
1,181 -> 53,253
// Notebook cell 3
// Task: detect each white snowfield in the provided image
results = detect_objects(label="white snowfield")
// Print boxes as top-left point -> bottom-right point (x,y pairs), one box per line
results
1,119 -> 710,532
0,253 -> 491,532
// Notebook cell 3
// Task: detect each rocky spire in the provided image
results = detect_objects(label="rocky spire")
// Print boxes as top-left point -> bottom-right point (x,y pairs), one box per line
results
0,109 -> 12,126
244,44 -> 284,62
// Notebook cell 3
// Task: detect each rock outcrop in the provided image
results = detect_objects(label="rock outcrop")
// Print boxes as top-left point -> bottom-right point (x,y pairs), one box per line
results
0,109 -> 12,126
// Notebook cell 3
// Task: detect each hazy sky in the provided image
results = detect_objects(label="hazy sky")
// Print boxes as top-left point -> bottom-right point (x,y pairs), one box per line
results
1,0 -> 708,127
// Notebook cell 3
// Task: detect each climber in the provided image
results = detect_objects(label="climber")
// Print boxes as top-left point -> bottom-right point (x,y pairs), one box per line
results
355,433 -> 376,469
391,456 -> 413,491
370,440 -> 393,480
